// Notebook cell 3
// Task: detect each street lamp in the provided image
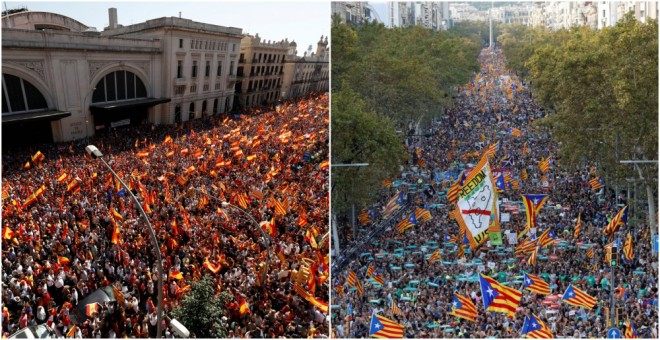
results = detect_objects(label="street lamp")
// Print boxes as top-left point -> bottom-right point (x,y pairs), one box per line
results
84,145 -> 164,339
188,187 -> 271,283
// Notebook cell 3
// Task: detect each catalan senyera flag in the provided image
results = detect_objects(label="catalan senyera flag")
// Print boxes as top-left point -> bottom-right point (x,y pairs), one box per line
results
527,245 -> 539,266
625,318 -> 637,338
523,273 -> 551,295
396,213 -> 417,233
521,169 -> 528,181
369,313 -> 404,338
448,293 -> 478,322
574,213 -> 582,239
538,157 -> 550,173
382,178 -> 393,188
355,278 -> 364,297
604,242 -> 613,263
293,283 -> 328,313
561,284 -> 597,310
521,313 -> 554,338
366,264 -> 375,278
391,300 -> 403,316
586,246 -> 595,259
508,127 -> 522,137
428,249 -> 442,264
623,233 -> 634,261
479,274 -> 522,318
447,179 -> 461,205
603,206 -> 628,235
347,270 -> 358,287
66,325 -> 77,337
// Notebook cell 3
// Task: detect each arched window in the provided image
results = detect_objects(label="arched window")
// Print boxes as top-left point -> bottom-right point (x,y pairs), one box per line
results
213,98 -> 219,114
189,102 -> 195,118
92,70 -> 147,103
2,73 -> 48,114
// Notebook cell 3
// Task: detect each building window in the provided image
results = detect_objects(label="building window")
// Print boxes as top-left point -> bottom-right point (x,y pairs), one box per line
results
215,83 -> 222,90
179,39 -> 183,48
191,40 -> 194,49
192,61 -> 198,78
174,85 -> 185,95
230,61 -> 235,75
189,102 -> 195,118
232,43 -> 236,52
190,85 -> 197,93
177,60 -> 183,78
217,63 -> 222,76
92,70 -> 146,103
203,84 -> 209,92
2,73 -> 48,113
205,61 -> 211,77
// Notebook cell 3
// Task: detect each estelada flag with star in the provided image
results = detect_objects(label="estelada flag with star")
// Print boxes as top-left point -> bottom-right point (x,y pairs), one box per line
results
369,312 -> 404,338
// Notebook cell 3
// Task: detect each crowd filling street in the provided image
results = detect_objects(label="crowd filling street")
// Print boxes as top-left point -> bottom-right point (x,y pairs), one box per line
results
2,93 -> 329,338
331,49 -> 658,338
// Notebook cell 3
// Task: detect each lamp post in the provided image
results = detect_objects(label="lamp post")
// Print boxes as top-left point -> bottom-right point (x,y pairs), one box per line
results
85,145 -> 164,338
189,187 -> 271,283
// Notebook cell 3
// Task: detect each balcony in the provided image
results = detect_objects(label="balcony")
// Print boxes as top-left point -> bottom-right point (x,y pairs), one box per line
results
227,74 -> 237,81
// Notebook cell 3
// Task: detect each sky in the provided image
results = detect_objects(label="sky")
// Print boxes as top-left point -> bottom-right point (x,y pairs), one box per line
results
4,1 -> 330,56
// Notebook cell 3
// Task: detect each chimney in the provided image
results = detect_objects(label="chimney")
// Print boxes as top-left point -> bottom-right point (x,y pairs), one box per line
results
108,8 -> 118,29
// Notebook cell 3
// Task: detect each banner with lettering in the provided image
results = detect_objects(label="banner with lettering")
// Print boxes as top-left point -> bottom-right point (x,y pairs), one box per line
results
453,154 -> 500,250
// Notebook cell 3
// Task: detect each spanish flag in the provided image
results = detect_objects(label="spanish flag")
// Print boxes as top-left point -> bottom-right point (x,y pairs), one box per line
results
203,259 -> 222,273
3,227 -> 16,240
85,303 -> 99,317
238,300 -> 250,315
23,185 -> 46,208
163,135 -> 172,145
111,206 -> 123,220
111,224 -> 121,245
31,150 -> 45,164
169,271 -> 184,280
23,161 -> 31,169
58,256 -> 70,265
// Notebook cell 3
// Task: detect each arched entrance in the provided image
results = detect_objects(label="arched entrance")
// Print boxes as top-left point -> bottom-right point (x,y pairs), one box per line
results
202,100 -> 208,118
2,73 -> 70,148
89,70 -> 169,131
188,102 -> 195,120
175,104 -> 181,123
213,98 -> 219,116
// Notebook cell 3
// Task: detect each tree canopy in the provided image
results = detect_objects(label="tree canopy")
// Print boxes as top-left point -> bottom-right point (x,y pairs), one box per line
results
171,275 -> 233,338
499,15 -> 658,190
331,19 -> 483,218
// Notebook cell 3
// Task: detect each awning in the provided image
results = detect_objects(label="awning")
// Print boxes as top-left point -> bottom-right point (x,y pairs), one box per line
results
2,110 -> 71,124
90,97 -> 171,111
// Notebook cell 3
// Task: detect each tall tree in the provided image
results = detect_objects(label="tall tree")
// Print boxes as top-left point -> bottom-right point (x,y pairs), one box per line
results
171,275 -> 233,338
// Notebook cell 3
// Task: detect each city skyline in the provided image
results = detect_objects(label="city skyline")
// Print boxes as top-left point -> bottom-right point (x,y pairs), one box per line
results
3,1 -> 330,56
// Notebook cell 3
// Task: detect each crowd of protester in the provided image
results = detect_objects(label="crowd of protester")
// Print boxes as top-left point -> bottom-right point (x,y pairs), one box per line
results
331,49 -> 658,338
2,93 -> 329,338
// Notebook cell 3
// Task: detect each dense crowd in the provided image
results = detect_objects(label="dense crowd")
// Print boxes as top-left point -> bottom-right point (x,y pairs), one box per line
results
2,93 -> 329,338
331,49 -> 658,338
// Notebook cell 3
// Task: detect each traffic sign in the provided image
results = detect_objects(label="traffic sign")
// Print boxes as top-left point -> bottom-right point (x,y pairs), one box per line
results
607,327 -> 621,339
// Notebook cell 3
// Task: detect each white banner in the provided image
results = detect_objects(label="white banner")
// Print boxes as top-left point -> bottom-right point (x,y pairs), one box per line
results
454,154 -> 499,250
